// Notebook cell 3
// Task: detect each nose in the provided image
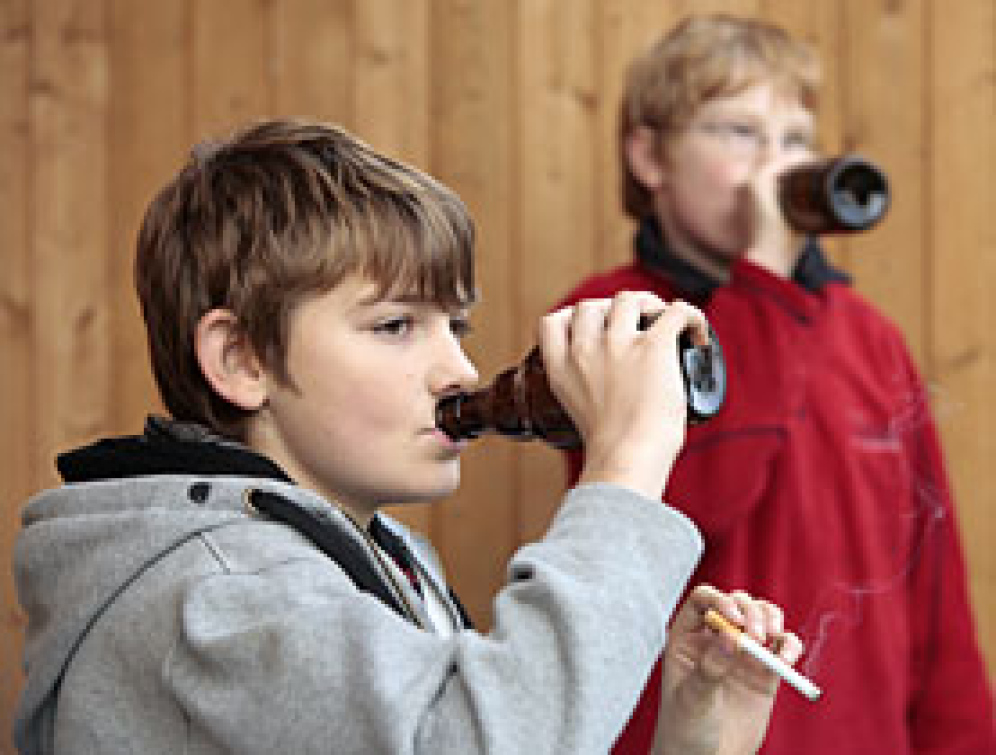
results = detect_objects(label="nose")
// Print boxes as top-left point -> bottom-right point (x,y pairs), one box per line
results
431,329 -> 479,398
752,137 -> 808,184
753,131 -> 781,167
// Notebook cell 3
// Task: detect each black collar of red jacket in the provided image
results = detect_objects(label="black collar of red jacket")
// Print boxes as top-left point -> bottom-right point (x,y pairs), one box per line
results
634,216 -> 851,299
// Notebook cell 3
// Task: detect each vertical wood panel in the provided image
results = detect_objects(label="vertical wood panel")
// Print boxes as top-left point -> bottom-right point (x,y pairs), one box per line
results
31,0 -> 112,482
109,0 -> 189,431
6,2 -> 112,749
928,0 -> 996,670
594,0 -> 676,273
353,0 -> 430,165
424,0 -> 517,629
191,0 -> 272,137
272,0 -> 354,125
666,0 -> 760,21
0,0 -> 31,746
840,0 -> 927,362
514,0 -> 602,543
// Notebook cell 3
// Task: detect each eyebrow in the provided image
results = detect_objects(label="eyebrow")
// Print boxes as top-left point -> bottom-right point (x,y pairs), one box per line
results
355,291 -> 474,315
701,109 -> 814,133
356,290 -> 426,306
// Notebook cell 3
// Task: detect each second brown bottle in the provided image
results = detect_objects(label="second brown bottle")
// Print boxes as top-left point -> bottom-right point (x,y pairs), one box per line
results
436,314 -> 726,451
779,154 -> 890,234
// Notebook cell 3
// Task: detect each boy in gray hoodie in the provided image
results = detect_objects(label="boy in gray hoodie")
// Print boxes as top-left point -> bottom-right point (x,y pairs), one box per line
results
14,119 -> 803,755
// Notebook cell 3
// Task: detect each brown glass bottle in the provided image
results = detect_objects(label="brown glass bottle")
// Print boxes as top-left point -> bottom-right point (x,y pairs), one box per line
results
436,316 -> 726,451
779,154 -> 890,234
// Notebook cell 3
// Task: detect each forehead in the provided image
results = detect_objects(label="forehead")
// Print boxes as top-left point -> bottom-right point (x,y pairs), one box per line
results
695,81 -> 814,124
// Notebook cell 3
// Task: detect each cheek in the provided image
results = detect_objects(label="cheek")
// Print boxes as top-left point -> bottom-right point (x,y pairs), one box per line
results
673,165 -> 740,221
325,378 -> 402,440
693,155 -> 748,197
667,157 -> 752,251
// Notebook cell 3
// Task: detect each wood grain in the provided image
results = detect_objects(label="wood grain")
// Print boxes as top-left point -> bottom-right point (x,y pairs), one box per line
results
1,4 -> 993,748
0,0 -> 31,746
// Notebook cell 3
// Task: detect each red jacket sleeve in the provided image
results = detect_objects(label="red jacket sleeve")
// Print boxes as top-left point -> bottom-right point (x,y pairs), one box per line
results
896,346 -> 995,754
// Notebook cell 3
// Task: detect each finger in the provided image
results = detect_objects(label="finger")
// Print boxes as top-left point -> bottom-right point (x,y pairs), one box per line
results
674,300 -> 711,347
569,298 -> 610,353
604,291 -> 659,347
721,594 -> 807,670
680,584 -> 746,635
729,590 -> 769,642
645,299 -> 710,347
729,592 -> 793,649
770,630 -> 805,666
755,599 -> 785,638
537,307 -> 572,372
747,164 -> 779,206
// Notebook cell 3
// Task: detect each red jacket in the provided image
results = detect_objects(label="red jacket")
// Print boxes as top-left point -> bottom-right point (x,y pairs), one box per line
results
558,230 -> 994,754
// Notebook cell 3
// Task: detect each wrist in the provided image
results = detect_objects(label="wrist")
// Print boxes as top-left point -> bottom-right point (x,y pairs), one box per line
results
578,444 -> 676,501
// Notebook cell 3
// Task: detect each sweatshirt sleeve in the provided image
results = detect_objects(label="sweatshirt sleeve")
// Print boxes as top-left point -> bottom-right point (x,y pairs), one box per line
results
164,483 -> 703,755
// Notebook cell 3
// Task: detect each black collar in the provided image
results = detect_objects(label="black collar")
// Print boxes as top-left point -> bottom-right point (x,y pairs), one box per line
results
57,415 -> 292,485
634,216 -> 850,298
56,416 -> 475,629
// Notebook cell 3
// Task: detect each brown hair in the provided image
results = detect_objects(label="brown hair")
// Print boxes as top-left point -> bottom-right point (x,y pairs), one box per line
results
135,119 -> 476,441
619,14 -> 821,219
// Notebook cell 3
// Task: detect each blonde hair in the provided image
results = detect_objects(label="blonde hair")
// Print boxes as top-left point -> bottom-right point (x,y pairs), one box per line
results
619,14 -> 821,219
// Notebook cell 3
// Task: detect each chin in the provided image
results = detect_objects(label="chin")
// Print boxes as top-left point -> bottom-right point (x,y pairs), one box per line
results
394,470 -> 461,506
431,467 -> 462,499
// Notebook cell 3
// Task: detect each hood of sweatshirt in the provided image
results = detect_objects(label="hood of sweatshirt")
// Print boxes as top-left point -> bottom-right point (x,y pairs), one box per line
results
13,416 -> 442,751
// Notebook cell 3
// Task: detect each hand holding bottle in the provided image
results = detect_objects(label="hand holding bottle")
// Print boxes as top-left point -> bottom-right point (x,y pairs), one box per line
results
744,152 -> 811,279
746,154 -> 892,278
539,292 -> 710,501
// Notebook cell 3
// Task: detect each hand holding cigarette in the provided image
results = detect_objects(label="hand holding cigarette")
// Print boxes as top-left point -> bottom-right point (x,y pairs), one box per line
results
654,585 -> 812,755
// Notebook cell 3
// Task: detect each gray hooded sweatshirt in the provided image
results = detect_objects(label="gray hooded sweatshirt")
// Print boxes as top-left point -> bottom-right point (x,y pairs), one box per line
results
13,420 -> 702,754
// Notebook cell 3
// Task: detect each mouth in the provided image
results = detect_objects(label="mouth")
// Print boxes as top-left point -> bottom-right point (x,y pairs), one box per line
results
425,426 -> 468,453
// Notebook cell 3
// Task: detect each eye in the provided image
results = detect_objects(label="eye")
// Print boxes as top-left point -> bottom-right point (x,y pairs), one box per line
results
727,122 -> 763,146
700,119 -> 761,148
784,131 -> 813,151
373,315 -> 414,337
449,316 -> 473,340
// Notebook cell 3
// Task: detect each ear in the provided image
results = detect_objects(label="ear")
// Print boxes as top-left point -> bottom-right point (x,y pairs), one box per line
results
624,126 -> 667,191
194,309 -> 269,411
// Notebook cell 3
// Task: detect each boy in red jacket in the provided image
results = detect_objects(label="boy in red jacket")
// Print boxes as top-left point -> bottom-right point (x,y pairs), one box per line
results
557,14 -> 995,755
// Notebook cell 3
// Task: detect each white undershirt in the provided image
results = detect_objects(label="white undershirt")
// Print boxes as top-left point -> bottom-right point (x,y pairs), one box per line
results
421,576 -> 455,638
373,540 -> 456,637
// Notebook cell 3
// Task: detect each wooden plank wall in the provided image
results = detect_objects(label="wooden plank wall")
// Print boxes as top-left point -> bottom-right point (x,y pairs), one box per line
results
1,0 -> 993,748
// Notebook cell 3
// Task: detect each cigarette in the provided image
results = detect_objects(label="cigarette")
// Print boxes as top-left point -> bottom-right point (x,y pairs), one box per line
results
703,609 -> 822,702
